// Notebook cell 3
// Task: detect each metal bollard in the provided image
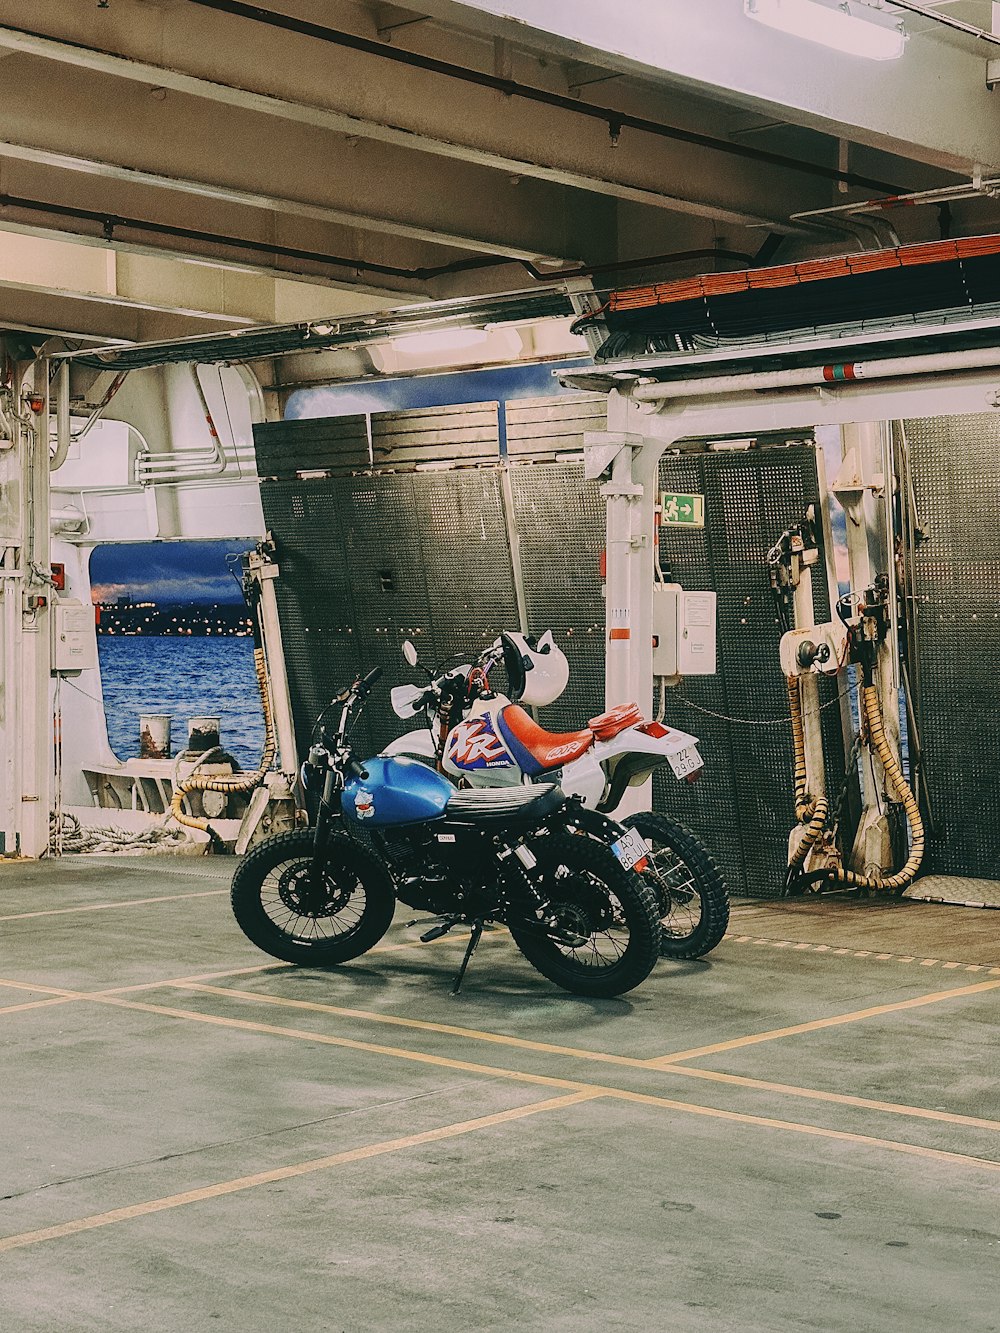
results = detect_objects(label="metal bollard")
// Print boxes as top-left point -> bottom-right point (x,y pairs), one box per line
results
186,716 -> 221,755
139,714 -> 171,760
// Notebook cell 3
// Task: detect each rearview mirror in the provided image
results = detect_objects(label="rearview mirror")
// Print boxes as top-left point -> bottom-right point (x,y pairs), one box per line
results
402,639 -> 419,668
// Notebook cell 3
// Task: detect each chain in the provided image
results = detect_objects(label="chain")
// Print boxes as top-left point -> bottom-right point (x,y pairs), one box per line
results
670,687 -> 851,729
830,728 -> 865,837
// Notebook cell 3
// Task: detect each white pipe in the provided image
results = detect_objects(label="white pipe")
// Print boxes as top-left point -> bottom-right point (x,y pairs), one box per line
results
631,345 -> 1000,405
50,361 -> 71,472
792,178 -> 997,224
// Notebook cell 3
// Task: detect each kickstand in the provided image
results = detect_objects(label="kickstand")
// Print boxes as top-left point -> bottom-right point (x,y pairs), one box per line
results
450,920 -> 484,997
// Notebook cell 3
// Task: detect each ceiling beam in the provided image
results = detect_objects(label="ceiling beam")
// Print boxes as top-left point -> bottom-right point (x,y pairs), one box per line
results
0,139 -> 565,265
434,0 -> 1000,177
0,16 -> 822,229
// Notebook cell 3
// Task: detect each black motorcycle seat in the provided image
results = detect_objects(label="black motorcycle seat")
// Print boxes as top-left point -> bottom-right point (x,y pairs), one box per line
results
445,784 -> 565,824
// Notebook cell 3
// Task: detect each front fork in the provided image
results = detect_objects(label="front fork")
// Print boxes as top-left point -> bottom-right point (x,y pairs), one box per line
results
308,769 -> 339,880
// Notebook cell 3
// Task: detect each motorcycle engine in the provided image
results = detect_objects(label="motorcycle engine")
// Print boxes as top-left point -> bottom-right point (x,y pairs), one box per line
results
373,828 -> 463,914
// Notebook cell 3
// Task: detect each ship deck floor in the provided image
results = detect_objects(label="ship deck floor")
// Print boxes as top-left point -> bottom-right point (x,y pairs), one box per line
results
0,855 -> 998,1332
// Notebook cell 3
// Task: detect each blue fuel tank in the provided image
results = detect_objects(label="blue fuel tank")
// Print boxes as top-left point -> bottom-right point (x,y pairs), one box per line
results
341,756 -> 452,827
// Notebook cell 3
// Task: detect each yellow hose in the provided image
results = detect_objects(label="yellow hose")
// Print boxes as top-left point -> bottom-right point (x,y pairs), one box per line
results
831,684 -> 924,891
786,675 -> 817,822
786,674 -> 924,892
170,647 -> 278,836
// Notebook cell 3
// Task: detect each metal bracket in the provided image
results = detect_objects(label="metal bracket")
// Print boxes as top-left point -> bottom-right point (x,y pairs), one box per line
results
584,430 -> 642,481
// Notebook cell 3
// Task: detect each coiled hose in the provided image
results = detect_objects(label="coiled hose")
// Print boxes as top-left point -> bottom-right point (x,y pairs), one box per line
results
169,646 -> 277,839
786,675 -> 829,870
786,674 -> 924,890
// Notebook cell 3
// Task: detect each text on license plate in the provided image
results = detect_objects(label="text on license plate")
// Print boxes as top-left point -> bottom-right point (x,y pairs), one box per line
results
667,744 -> 703,779
611,829 -> 650,872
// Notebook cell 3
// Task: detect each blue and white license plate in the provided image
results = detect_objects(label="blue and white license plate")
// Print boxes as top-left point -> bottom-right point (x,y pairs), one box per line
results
667,744 -> 703,779
611,829 -> 650,871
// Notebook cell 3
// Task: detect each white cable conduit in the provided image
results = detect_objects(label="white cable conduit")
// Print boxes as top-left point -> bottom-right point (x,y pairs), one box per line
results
629,344 -> 1000,406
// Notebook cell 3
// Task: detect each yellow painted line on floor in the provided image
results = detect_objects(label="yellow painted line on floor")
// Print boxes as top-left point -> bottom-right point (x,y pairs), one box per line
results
74,993 -> 1000,1169
0,1090 -> 600,1255
655,1064 -> 1000,1135
172,983 -> 1000,1138
721,933 -> 1000,974
98,933 -> 453,996
0,889 -> 227,923
179,983 -> 647,1069
647,977 -> 1000,1066
611,1087 -> 1000,1175
0,996 -> 78,1016
0,935 -> 450,1010
38,991 -> 1000,1179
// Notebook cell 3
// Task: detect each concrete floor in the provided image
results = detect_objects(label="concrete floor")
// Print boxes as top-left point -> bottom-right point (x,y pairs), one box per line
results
0,857 -> 998,1333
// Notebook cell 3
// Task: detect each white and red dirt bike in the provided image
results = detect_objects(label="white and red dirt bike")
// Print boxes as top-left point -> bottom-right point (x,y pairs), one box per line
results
384,632 -> 729,959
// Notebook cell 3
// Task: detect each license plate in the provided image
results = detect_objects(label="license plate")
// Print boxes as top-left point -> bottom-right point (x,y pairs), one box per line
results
611,829 -> 650,872
667,744 -> 703,779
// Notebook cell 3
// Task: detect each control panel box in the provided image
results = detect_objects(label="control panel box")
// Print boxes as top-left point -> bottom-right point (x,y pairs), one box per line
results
652,583 -> 717,678
52,599 -> 99,674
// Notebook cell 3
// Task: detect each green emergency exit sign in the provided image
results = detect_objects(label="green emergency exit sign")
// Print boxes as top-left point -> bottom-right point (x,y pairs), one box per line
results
660,492 -> 705,528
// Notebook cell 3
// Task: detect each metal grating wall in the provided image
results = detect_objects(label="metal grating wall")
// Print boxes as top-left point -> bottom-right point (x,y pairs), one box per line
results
654,447 -> 846,899
905,412 -> 1000,878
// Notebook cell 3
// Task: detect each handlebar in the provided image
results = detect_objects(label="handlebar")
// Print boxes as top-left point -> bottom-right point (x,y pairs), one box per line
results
347,757 -> 369,781
358,666 -> 383,693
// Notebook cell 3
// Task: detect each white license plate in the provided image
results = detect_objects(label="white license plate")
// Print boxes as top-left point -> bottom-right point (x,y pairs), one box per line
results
667,744 -> 703,779
611,829 -> 650,872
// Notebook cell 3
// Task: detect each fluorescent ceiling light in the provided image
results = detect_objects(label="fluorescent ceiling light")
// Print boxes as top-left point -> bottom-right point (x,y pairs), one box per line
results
744,0 -> 906,60
390,327 -> 490,356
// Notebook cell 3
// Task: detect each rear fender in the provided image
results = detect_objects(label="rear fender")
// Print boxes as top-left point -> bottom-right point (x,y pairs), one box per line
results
592,722 -> 700,762
557,803 -> 626,844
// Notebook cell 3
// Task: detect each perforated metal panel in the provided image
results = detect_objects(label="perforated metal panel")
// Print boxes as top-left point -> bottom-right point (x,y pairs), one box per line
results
509,461 -> 606,731
656,447 -> 846,899
258,466 -> 518,758
905,412 -> 1000,878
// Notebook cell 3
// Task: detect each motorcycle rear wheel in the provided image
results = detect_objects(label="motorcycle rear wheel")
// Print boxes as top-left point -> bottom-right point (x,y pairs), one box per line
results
509,835 -> 661,997
230,829 -> 396,965
623,812 -> 729,960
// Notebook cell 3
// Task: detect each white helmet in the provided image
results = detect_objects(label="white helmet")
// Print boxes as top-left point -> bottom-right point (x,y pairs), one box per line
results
500,630 -> 569,707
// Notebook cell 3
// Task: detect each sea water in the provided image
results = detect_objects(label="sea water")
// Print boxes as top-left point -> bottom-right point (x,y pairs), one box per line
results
98,636 -> 266,768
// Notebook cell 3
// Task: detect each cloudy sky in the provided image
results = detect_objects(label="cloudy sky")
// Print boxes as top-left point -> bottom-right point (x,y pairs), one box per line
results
90,540 -> 254,605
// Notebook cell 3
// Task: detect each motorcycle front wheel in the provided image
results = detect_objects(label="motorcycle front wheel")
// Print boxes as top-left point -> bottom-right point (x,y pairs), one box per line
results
230,829 -> 396,965
623,812 -> 729,960
509,835 -> 661,998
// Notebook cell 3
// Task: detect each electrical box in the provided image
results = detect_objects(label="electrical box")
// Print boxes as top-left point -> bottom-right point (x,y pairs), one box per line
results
652,584 -> 717,678
52,599 -> 98,675
679,590 -> 717,675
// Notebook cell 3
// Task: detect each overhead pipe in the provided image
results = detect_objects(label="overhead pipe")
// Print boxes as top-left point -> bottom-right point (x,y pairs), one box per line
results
630,345 -> 1000,405
884,0 -> 1000,49
0,190 -> 760,286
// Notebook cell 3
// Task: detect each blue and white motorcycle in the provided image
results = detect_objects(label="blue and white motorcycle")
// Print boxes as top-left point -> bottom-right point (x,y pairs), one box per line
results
230,667 -> 662,996
385,633 -> 730,960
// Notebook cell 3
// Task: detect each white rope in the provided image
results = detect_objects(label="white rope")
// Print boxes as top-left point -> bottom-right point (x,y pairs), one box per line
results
48,811 -> 192,857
